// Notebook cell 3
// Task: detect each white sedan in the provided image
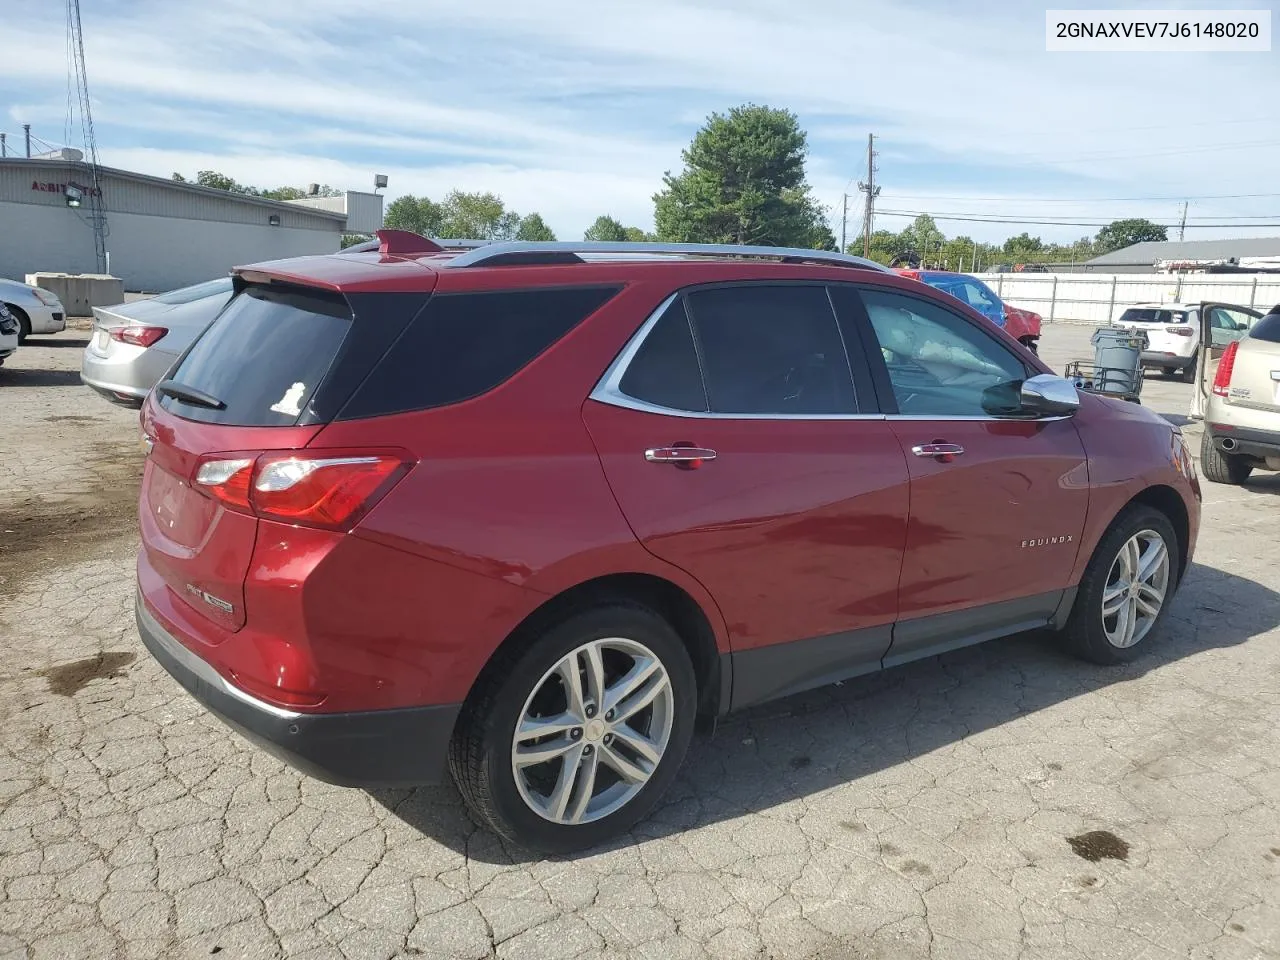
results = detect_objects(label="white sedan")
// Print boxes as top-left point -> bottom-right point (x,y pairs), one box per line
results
0,278 -> 66,343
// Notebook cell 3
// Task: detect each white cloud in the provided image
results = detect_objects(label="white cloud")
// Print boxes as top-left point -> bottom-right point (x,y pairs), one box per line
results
2,0 -> 1277,242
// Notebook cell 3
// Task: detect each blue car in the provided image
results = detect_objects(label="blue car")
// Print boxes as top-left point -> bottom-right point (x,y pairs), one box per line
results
894,269 -> 1007,330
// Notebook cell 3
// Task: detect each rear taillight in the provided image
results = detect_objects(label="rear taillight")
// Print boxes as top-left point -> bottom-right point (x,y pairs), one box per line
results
1165,326 -> 1194,336
1212,340 -> 1240,397
194,451 -> 411,529
110,325 -> 168,347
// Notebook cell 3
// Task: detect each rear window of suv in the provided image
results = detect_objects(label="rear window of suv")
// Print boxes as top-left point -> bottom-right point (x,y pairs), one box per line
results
159,284 -> 352,426
1119,308 -> 1185,325
1249,313 -> 1280,343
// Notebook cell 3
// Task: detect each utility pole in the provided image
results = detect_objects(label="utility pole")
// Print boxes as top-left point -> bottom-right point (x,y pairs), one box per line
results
840,193 -> 848,252
23,123 -> 31,158
0,133 -> 6,158
857,134 -> 880,258
1177,201 -> 1188,242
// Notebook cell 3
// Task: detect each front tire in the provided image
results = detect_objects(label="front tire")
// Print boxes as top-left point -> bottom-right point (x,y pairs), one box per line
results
1059,505 -> 1179,665
449,602 -> 697,853
1200,431 -> 1252,485
7,305 -> 31,345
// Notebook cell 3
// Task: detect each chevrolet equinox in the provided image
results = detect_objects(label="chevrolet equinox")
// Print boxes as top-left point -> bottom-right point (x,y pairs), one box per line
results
136,234 -> 1201,851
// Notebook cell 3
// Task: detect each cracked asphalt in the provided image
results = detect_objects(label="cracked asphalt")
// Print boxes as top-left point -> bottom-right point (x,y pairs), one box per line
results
2,325 -> 1278,960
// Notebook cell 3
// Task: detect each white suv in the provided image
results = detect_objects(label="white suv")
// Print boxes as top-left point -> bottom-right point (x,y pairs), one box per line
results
1115,302 -> 1255,383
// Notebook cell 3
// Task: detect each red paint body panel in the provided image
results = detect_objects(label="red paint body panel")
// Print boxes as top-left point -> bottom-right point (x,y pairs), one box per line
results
583,400 -> 909,650
136,247 -> 1201,732
888,418 -> 1089,619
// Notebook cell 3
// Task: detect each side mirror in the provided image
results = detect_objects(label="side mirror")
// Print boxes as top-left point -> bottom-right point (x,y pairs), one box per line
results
1020,374 -> 1080,416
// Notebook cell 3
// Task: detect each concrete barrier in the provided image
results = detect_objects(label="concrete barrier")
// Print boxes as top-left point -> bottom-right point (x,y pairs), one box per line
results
24,273 -> 126,318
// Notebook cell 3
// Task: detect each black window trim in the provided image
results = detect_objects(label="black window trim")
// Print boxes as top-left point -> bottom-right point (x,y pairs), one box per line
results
836,283 -> 1061,423
592,281 -> 884,421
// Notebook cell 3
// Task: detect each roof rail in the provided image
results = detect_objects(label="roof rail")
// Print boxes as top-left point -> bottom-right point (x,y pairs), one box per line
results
441,241 -> 891,272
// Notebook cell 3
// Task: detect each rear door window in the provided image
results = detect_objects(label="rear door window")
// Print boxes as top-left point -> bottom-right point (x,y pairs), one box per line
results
684,285 -> 857,415
1119,308 -> 1182,325
160,285 -> 352,426
617,298 -> 708,412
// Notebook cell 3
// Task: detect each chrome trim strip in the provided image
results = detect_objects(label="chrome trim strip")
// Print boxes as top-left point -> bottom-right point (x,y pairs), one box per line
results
589,291 -> 1074,425
138,599 -> 302,720
445,241 -> 891,272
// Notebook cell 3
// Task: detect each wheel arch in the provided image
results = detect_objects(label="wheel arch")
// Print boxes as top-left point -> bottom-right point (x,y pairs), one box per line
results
1121,484 -> 1191,581
464,572 -> 728,722
5,302 -> 30,340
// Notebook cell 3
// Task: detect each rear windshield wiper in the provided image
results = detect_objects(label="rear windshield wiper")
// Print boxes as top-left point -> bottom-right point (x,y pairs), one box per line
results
155,380 -> 227,410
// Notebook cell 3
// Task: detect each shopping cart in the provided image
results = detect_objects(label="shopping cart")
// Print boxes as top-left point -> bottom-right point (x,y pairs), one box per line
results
1064,327 -> 1148,404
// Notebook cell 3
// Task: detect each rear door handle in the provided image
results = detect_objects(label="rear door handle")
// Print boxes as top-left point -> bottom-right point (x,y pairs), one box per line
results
911,442 -> 964,462
645,446 -> 717,469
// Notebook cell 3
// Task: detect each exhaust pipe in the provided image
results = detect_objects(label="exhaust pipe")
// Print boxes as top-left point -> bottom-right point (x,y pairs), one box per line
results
1219,436 -> 1238,452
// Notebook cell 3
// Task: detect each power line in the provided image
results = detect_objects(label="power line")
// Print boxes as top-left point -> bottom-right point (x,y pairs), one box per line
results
878,191 -> 1280,203
877,208 -> 1280,221
876,210 -> 1280,229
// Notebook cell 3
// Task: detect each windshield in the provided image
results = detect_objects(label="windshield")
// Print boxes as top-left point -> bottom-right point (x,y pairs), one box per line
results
1119,308 -> 1186,325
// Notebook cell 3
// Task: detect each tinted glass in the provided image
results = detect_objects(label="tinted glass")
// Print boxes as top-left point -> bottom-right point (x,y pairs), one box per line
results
1119,308 -> 1184,325
618,298 -> 707,411
686,285 -> 856,415
1249,312 -> 1280,343
340,286 -> 619,419
161,285 -> 352,426
861,289 -> 1027,417
154,277 -> 234,305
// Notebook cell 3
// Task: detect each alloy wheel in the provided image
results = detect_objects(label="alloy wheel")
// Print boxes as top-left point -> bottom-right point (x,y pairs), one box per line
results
511,637 -> 674,825
1101,530 -> 1170,648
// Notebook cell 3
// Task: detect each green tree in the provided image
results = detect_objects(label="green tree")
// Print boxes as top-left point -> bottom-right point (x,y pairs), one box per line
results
340,234 -> 372,248
623,226 -> 653,242
584,215 -> 629,242
1094,218 -> 1167,254
905,215 -> 945,264
384,195 -> 445,236
516,212 -> 556,241
437,190 -> 520,239
653,104 -> 833,249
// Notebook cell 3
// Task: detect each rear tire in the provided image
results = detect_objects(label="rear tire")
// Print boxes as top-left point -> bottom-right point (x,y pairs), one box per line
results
1178,356 -> 1197,383
1200,431 -> 1252,485
449,602 -> 697,853
1059,505 -> 1179,665
1162,366 -> 1177,378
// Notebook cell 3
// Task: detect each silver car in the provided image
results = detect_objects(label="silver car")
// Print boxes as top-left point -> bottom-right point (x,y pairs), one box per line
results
80,278 -> 233,407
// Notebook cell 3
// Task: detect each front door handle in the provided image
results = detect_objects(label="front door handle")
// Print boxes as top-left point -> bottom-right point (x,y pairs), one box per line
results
645,446 -> 717,469
911,442 -> 964,462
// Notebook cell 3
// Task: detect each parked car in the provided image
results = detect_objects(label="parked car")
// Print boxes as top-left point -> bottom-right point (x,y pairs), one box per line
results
0,302 -> 19,365
1196,302 -> 1280,485
1003,303 -> 1043,354
1114,302 -> 1258,383
894,269 -> 1041,352
136,236 -> 1200,852
80,277 -> 234,407
0,277 -> 66,343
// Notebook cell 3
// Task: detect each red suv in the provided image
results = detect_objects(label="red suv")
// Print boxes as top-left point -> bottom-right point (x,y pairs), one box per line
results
137,234 -> 1200,851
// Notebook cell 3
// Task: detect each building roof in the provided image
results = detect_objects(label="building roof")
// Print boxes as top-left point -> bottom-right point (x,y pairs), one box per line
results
1086,236 -> 1280,266
0,157 -> 347,222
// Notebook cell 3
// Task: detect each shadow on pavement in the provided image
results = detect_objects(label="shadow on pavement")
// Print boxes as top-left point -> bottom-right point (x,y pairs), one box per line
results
0,368 -> 84,387
374,561 -> 1280,863
23,337 -> 90,349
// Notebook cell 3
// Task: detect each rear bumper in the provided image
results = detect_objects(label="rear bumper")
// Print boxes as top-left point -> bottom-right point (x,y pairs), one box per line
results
1207,422 -> 1280,460
1141,350 -> 1194,368
137,596 -> 460,787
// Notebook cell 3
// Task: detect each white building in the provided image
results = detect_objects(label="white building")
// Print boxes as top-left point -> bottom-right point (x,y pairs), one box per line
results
0,155 -> 383,292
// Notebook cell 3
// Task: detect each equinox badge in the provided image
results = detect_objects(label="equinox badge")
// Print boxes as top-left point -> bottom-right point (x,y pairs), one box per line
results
186,584 -> 234,614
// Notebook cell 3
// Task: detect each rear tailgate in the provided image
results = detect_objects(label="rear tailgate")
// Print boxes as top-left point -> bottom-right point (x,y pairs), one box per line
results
138,279 -> 425,632
1225,334 -> 1280,414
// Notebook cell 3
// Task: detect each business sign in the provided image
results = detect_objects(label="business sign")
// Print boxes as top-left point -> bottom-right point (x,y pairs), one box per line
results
31,180 -> 102,198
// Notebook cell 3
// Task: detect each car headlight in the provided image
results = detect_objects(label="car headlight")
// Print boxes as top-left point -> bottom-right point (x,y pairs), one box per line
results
32,287 -> 61,307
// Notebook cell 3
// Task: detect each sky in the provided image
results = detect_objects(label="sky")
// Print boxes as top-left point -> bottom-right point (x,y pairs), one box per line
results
2,0 -> 1278,245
